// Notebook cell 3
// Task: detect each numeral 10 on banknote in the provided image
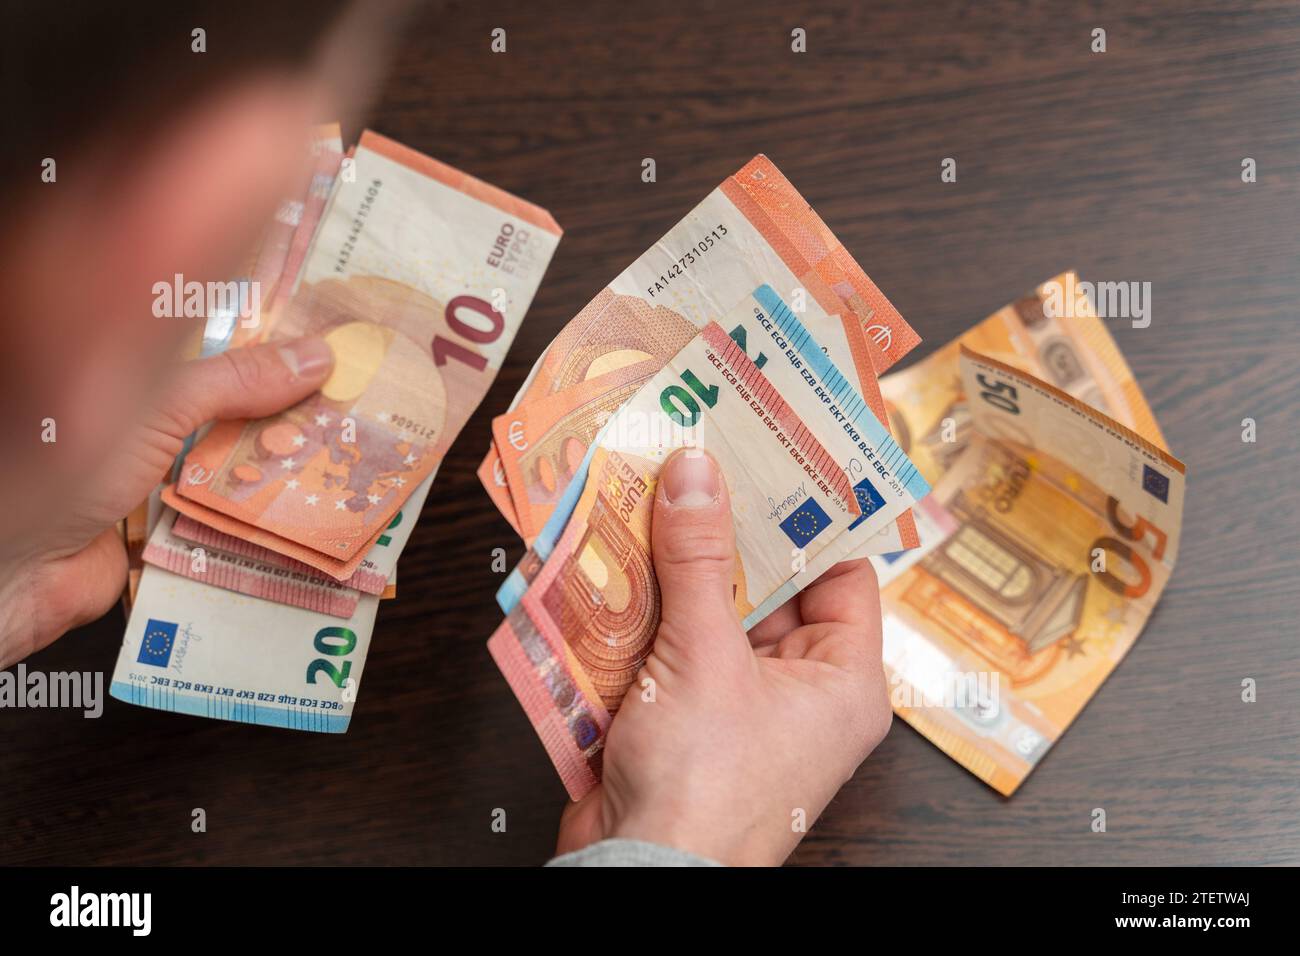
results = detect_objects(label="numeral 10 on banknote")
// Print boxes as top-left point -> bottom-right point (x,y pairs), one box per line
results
661,369 -> 719,426
660,319 -> 786,427
432,295 -> 505,372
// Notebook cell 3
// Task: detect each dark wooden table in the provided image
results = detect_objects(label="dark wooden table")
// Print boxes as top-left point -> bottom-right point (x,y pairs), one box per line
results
4,0 -> 1299,866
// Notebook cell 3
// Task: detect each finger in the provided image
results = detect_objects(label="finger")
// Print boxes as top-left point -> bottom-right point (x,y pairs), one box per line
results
747,599 -> 800,650
555,787 -> 606,857
163,337 -> 335,438
48,527 -> 130,632
810,558 -> 869,585
766,560 -> 883,669
650,448 -> 747,668
3,528 -> 128,668
798,558 -> 882,637
747,559 -> 872,650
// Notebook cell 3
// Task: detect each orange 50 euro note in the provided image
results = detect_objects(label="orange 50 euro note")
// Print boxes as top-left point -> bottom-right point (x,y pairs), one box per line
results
490,288 -> 929,800
871,281 -> 1184,796
176,131 -> 561,567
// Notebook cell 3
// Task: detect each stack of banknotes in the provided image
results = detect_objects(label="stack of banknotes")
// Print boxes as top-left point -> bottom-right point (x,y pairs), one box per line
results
111,126 -> 562,731
479,156 -> 936,799
477,154 -> 1183,798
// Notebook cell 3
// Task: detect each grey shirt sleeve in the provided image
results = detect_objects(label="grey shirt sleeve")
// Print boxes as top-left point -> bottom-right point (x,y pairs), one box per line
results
546,838 -> 722,867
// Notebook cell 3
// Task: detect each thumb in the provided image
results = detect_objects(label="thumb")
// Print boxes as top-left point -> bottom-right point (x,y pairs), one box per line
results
651,448 -> 745,662
165,336 -> 335,436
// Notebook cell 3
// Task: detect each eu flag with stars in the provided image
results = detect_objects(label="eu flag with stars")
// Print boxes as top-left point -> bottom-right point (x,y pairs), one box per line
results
137,619 -> 178,667
780,498 -> 832,548
848,476 -> 887,531
1142,464 -> 1170,503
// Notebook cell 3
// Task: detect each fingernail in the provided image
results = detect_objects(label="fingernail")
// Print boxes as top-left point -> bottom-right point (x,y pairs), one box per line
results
278,337 -> 334,380
660,448 -> 720,508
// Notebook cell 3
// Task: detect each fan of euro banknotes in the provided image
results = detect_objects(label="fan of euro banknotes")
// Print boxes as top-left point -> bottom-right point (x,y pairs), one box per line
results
112,129 -> 1184,801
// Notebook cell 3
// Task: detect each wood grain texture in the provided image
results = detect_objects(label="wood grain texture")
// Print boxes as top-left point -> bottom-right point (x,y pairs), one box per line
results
3,0 -> 1298,866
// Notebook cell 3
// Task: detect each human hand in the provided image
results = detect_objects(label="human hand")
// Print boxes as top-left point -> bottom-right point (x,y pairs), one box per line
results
555,447 -> 892,865
0,337 -> 334,669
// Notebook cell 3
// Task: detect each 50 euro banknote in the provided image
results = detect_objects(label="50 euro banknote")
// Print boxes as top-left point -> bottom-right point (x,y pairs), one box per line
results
490,290 -> 928,799
479,154 -> 920,553
873,320 -> 1184,795
176,130 -> 561,567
